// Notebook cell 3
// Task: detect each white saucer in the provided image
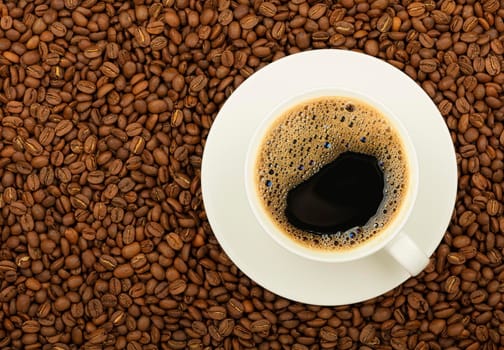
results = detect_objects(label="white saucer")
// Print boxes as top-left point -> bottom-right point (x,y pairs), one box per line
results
202,50 -> 457,305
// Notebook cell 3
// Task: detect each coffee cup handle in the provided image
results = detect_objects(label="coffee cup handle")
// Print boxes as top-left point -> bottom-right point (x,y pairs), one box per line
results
385,232 -> 429,276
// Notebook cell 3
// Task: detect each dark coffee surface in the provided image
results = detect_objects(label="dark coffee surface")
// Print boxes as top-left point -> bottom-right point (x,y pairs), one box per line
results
286,151 -> 384,234
256,96 -> 409,251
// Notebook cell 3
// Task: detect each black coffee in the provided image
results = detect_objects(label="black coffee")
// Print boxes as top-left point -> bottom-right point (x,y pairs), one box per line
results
255,96 -> 410,251
286,151 -> 384,234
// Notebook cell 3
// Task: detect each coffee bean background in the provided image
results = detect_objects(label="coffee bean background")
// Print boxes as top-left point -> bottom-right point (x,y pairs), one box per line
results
0,0 -> 503,349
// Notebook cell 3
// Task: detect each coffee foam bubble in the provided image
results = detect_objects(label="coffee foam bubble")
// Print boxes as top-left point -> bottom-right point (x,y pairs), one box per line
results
255,96 -> 409,251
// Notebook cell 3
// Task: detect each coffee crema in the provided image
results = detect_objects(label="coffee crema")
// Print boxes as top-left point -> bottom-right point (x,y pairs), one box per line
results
255,96 -> 410,251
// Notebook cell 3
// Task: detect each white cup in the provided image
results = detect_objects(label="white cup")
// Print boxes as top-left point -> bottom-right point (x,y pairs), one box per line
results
244,89 -> 429,276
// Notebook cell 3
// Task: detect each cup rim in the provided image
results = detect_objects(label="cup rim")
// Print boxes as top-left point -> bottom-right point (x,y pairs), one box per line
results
244,88 -> 420,263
